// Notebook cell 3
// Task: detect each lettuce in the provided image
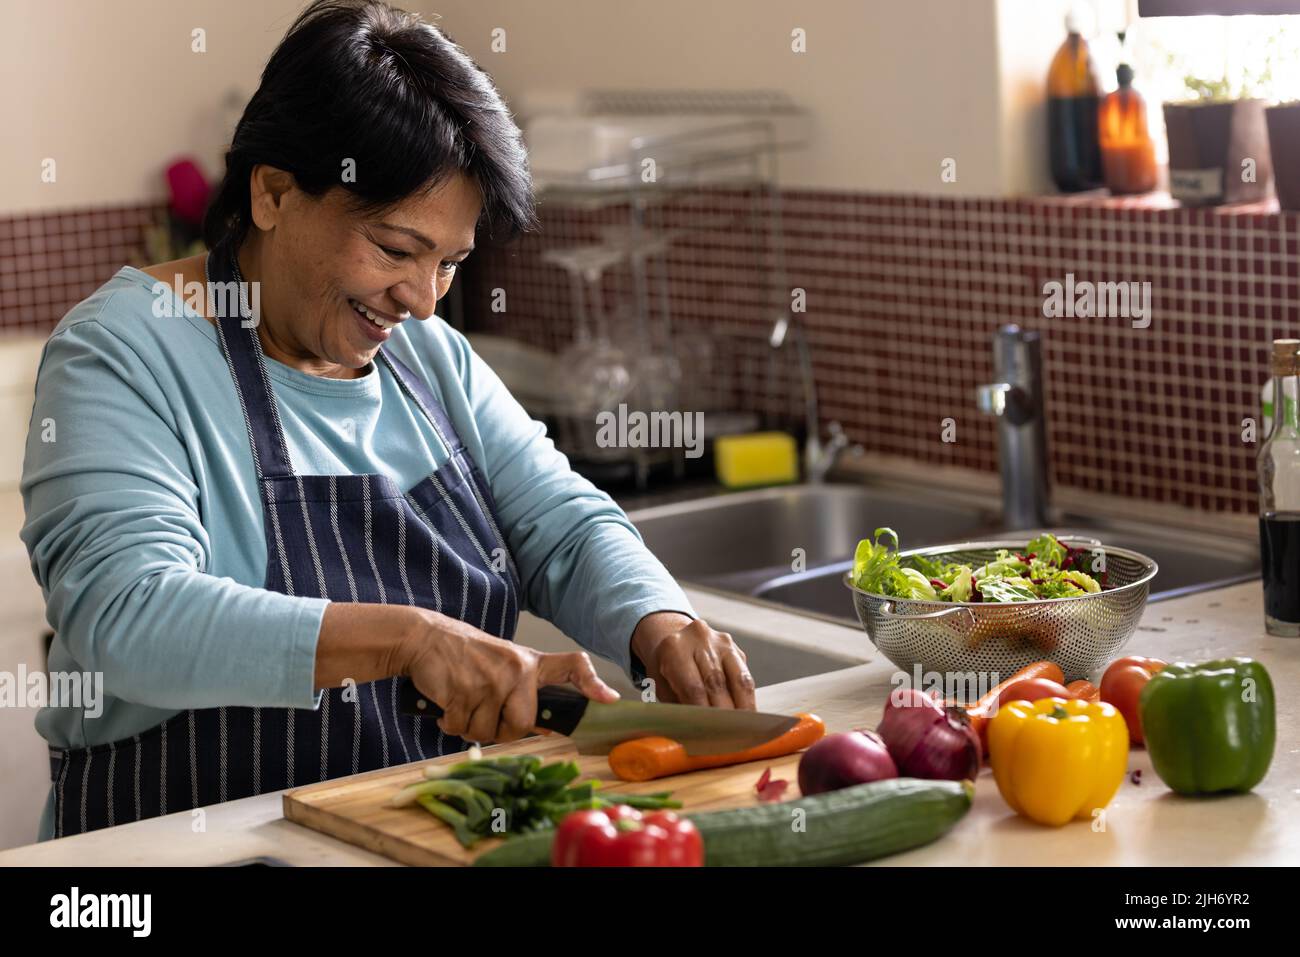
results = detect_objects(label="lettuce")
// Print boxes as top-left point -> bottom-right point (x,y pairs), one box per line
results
1062,570 -> 1101,593
853,528 -> 1103,603
899,567 -> 938,600
852,528 -> 938,599
1036,578 -> 1085,599
939,566 -> 974,602
1027,532 -> 1066,566
976,576 -> 1038,602
976,549 -> 1028,579
907,552 -> 948,579
852,528 -> 906,595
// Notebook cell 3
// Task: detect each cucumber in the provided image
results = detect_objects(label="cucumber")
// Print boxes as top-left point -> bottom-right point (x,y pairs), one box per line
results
691,777 -> 973,867
473,829 -> 555,867
472,778 -> 973,867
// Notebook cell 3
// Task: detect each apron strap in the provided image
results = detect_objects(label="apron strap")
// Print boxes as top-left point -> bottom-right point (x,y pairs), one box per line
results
378,349 -> 469,458
379,347 -> 516,574
206,241 -> 295,479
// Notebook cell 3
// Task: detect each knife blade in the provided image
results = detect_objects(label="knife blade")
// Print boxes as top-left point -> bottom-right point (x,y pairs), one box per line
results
396,678 -> 798,755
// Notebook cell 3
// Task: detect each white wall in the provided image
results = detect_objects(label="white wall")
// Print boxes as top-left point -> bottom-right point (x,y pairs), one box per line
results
0,0 -> 1051,214
416,0 -> 1008,196
0,0 -> 306,213
997,0 -> 1071,196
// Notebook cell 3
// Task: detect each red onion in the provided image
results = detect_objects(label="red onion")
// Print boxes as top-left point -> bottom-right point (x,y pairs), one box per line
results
876,688 -> 980,781
797,730 -> 898,795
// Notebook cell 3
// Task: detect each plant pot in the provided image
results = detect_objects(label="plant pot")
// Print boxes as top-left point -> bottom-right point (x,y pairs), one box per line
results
1266,102 -> 1300,211
1163,98 -> 1273,206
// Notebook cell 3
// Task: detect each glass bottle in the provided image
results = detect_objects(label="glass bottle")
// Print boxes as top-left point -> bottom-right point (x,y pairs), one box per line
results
1047,14 -> 1103,192
1259,338 -> 1300,637
1099,63 -> 1157,194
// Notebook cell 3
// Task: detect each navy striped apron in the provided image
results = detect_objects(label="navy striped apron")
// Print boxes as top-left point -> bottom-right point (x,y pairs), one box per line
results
47,240 -> 521,837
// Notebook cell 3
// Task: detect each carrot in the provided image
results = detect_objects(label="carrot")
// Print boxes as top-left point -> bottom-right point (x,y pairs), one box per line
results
965,661 -> 1066,745
607,713 -> 827,782
1066,679 -> 1101,702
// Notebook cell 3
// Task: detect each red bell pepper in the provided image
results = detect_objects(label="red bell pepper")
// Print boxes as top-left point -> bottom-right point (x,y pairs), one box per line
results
551,805 -> 704,867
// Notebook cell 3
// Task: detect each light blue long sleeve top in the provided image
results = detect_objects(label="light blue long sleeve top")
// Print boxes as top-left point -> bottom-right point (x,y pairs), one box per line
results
21,265 -> 694,841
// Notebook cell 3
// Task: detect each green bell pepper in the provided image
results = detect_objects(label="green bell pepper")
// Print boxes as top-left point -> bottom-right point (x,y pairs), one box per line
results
1139,657 -> 1275,795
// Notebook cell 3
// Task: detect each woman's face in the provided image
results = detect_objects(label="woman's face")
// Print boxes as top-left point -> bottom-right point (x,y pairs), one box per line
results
246,168 -> 482,375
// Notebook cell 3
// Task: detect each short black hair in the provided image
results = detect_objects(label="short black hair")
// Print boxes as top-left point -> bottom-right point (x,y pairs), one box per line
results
203,0 -> 536,249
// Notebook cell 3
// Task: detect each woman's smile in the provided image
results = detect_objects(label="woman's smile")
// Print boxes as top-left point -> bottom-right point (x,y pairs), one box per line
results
348,297 -> 407,343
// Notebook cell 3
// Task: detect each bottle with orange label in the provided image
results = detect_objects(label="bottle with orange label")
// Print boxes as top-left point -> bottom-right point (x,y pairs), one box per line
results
1099,58 -> 1158,195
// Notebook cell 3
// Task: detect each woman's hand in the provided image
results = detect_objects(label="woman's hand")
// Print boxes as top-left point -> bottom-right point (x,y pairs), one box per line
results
399,609 -> 620,745
630,612 -> 756,710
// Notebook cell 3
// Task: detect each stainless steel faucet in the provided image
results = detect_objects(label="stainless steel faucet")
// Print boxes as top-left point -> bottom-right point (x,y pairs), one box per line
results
770,313 -> 860,482
806,420 -> 857,484
977,325 -> 1050,529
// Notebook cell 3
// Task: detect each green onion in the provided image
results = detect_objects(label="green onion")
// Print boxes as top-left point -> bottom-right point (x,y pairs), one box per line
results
397,753 -> 678,846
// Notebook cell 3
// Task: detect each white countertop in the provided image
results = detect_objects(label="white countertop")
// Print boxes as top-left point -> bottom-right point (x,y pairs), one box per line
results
2,580 -> 1296,867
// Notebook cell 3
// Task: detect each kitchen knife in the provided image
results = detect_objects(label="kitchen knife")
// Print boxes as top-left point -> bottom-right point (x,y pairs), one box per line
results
396,677 -> 798,755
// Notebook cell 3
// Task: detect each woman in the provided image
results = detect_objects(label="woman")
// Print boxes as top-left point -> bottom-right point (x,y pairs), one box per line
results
22,0 -> 753,841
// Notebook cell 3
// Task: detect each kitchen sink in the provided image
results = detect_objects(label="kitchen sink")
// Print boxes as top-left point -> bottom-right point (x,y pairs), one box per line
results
717,632 -> 860,686
629,484 -> 997,597
629,483 -> 1261,629
754,516 -> 1260,625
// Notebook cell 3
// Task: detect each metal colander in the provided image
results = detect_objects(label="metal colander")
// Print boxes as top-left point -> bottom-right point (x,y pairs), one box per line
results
843,540 -> 1159,686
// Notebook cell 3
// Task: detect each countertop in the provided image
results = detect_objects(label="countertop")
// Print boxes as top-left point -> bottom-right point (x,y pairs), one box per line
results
2,579 -> 1296,866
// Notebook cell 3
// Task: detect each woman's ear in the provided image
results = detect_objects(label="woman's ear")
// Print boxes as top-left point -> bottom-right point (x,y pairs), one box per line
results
247,165 -> 297,232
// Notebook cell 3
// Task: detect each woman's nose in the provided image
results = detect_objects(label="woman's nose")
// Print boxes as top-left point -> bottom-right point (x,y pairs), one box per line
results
392,273 -> 439,320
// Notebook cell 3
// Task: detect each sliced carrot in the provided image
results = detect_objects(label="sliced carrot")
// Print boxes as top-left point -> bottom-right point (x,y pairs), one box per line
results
1066,679 -> 1101,702
965,661 -> 1066,745
607,713 -> 827,782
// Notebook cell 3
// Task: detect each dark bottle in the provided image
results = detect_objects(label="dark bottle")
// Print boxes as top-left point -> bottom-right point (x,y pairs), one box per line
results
1047,17 -> 1103,192
1259,338 -> 1300,637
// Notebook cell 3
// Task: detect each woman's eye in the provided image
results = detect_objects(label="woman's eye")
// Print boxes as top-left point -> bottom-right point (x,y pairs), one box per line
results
379,245 -> 409,260
439,261 -> 459,274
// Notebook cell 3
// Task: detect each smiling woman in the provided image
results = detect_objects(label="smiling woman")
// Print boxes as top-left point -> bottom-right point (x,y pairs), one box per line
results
200,0 -> 534,377
21,0 -> 755,843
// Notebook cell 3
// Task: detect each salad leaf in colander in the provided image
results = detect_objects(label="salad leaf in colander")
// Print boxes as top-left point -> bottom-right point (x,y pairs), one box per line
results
938,566 -> 974,602
976,576 -> 1039,602
850,531 -> 1108,602
852,528 -> 939,599
1026,532 -> 1067,566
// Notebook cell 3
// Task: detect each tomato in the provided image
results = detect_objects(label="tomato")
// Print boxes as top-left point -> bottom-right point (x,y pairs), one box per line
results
1106,655 -> 1168,673
997,677 -> 1075,707
1066,680 -> 1101,702
976,677 -> 1076,750
1099,656 -> 1167,746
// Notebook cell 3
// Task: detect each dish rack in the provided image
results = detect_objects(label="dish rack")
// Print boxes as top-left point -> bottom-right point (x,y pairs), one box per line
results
519,90 -> 813,487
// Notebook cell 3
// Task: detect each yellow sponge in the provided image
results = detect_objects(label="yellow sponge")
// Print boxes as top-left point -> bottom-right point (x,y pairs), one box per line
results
714,431 -> 799,489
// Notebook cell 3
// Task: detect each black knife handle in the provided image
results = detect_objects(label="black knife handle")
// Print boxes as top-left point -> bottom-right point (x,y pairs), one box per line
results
396,678 -> 589,736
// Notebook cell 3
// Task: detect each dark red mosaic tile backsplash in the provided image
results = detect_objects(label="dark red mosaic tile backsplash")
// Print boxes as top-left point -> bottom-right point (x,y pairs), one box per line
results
3,191 -> 1294,514
0,203 -> 166,334
462,189 -> 1298,515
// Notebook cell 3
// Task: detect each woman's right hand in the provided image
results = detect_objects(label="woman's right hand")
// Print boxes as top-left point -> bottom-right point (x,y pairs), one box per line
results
399,609 -> 620,745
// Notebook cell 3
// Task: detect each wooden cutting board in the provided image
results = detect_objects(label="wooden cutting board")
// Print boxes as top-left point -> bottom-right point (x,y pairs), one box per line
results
283,734 -> 806,866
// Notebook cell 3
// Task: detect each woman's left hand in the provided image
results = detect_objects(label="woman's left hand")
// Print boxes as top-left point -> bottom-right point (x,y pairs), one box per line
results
630,612 -> 756,710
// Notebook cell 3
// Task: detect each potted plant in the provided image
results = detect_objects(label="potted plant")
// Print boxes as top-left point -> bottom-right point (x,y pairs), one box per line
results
1266,101 -> 1300,210
1162,62 -> 1274,206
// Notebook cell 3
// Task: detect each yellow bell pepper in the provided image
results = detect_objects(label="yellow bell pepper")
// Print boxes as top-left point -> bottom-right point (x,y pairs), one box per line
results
988,697 -> 1129,827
